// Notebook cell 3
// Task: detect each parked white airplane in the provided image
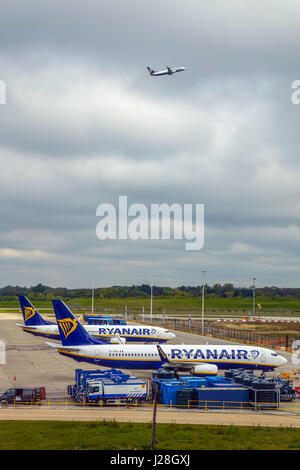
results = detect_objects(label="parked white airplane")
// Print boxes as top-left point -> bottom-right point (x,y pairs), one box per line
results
17,296 -> 175,344
47,299 -> 287,376
147,65 -> 186,76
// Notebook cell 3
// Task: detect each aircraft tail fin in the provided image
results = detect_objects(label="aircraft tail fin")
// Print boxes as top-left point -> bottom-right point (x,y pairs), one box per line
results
19,296 -> 54,326
147,66 -> 155,75
52,299 -> 106,346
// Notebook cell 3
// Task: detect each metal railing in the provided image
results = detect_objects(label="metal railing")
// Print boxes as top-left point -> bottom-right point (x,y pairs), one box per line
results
2,398 -> 300,414
128,314 -> 299,351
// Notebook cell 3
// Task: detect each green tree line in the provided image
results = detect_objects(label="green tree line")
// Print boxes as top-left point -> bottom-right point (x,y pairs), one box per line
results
0,282 -> 299,301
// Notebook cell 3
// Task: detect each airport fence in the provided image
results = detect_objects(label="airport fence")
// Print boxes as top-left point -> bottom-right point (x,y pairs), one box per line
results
1,398 -> 300,414
128,314 -> 298,351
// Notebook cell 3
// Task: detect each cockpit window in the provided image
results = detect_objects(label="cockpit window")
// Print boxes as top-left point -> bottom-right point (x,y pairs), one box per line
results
271,353 -> 278,357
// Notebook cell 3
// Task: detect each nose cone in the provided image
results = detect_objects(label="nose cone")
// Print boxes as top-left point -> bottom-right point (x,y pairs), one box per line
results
163,330 -> 176,340
279,355 -> 288,366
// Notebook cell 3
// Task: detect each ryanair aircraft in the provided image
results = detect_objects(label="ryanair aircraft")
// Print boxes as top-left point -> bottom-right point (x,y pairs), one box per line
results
147,65 -> 186,76
47,299 -> 287,375
17,296 -> 175,344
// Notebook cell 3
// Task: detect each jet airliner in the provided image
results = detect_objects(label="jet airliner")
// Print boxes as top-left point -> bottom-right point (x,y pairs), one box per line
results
147,65 -> 186,76
17,296 -> 175,344
47,299 -> 287,376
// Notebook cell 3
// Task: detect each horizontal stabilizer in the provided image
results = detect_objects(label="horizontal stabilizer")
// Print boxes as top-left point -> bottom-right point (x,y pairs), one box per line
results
46,341 -> 61,348
45,341 -> 81,351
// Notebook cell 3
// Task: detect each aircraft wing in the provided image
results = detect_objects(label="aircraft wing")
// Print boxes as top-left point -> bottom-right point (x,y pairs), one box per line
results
173,66 -> 186,73
160,361 -> 196,370
156,346 -> 218,375
45,342 -> 81,352
166,66 -> 173,74
157,345 -> 196,369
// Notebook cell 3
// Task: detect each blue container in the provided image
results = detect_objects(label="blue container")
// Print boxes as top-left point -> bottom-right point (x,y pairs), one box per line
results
157,378 -> 206,406
194,387 -> 250,409
180,377 -> 208,388
152,378 -> 183,401
206,377 -> 242,388
176,388 -> 196,408
160,383 -> 186,405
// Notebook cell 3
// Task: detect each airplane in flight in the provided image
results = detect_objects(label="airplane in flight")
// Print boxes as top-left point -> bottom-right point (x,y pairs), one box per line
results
147,65 -> 186,77
47,299 -> 287,375
17,296 -> 175,344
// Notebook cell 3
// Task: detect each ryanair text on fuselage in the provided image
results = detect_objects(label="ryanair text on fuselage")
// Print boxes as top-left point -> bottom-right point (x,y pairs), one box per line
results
17,296 -> 175,343
47,299 -> 287,376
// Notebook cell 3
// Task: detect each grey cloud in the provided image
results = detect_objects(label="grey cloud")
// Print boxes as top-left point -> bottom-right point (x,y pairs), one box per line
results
1,1 -> 300,287
1,1 -> 300,76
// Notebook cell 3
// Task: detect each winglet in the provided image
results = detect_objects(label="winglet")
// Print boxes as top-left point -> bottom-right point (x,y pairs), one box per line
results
157,345 -> 169,363
110,334 -> 126,344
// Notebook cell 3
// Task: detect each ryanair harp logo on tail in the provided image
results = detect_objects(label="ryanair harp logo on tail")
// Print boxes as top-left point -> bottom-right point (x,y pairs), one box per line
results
57,318 -> 78,339
24,307 -> 36,321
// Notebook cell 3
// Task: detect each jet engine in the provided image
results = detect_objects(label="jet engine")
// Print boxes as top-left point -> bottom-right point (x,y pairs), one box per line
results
191,364 -> 218,376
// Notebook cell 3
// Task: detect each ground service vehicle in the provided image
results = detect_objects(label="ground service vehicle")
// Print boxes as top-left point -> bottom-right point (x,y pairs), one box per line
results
0,387 -> 46,404
68,368 -> 148,405
85,378 -> 147,404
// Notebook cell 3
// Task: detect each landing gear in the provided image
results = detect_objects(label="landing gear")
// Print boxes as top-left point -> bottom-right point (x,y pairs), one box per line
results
174,371 -> 180,380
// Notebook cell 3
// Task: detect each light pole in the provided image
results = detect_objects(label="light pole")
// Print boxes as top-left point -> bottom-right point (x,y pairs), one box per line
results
201,270 -> 207,334
150,385 -> 159,450
150,275 -> 153,324
91,278 -> 95,315
252,277 -> 256,318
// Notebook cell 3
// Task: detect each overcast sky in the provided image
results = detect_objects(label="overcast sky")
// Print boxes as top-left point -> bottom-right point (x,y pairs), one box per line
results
1,0 -> 300,288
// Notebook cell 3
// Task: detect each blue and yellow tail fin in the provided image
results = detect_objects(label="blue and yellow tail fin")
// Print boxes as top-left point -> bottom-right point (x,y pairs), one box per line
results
147,66 -> 155,75
19,296 -> 54,326
52,299 -> 106,346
